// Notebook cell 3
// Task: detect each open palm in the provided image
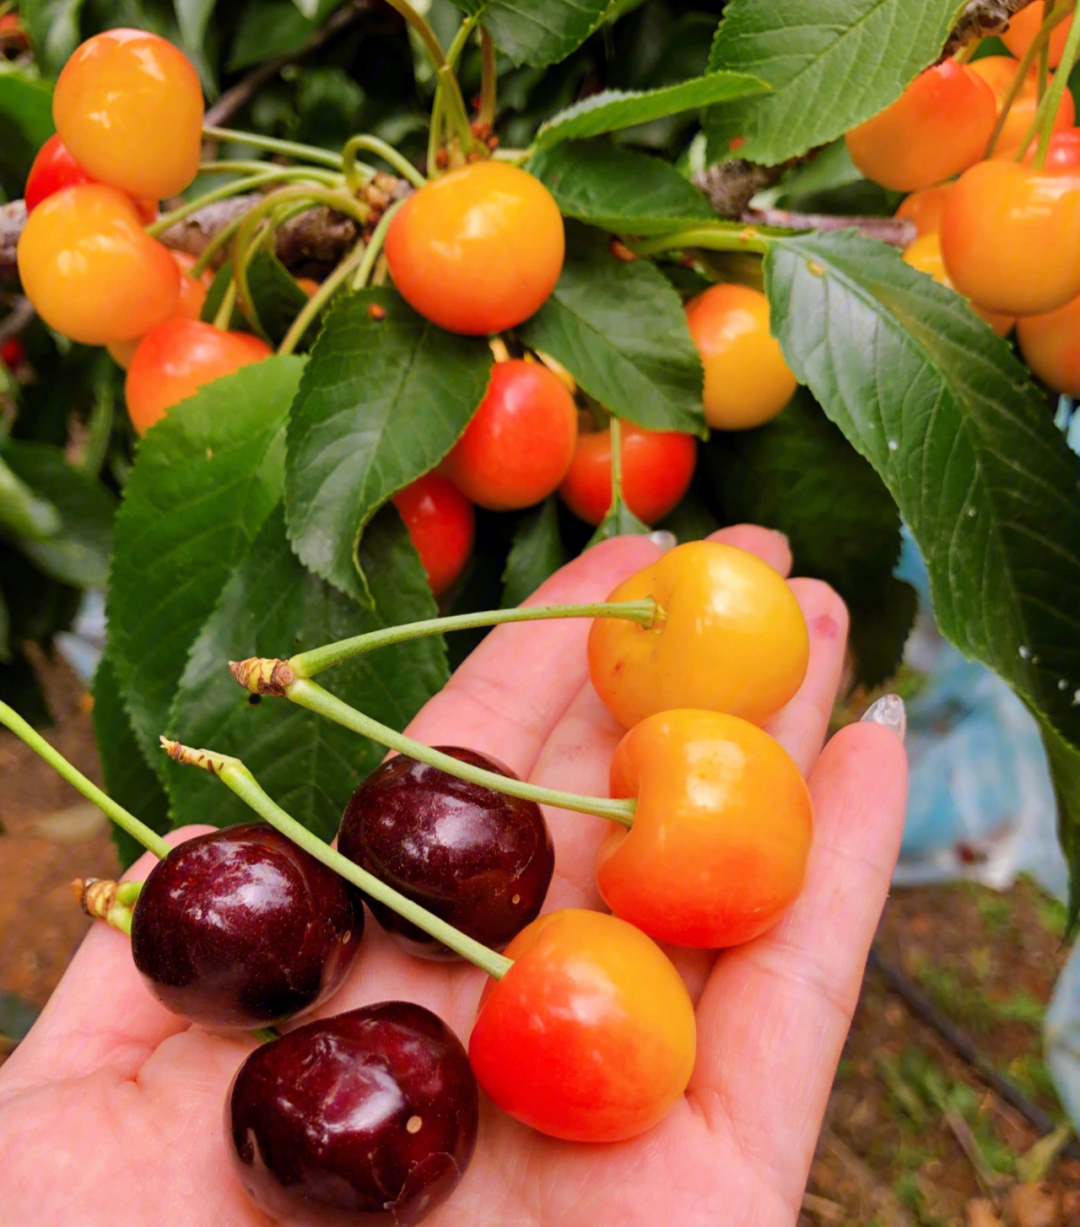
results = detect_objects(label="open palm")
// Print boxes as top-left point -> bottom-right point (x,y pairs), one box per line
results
0,527 -> 907,1227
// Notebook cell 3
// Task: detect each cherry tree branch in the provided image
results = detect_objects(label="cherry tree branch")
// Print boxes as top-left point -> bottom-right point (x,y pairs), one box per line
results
742,207 -> 916,247
940,0 -> 1039,59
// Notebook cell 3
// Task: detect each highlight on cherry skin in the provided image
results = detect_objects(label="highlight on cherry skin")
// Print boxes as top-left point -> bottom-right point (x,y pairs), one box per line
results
588,539 -> 810,729
468,908 -> 697,1143
337,746 -> 555,958
228,1002 -> 479,1227
599,708 -> 814,947
130,823 -> 364,1029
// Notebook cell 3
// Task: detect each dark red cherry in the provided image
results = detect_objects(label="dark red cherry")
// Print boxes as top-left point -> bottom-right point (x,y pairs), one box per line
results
227,1001 -> 479,1226
130,823 -> 363,1029
338,747 -> 554,959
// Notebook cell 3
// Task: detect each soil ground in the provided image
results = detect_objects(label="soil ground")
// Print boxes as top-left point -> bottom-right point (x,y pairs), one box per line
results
2,657 -> 1078,1225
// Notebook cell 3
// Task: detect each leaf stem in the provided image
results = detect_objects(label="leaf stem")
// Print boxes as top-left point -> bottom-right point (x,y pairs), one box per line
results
147,172 -> 303,237
212,278 -> 238,330
202,125 -> 345,170
1034,2 -> 1080,167
342,135 -> 425,190
0,702 -> 170,860
285,598 -> 659,677
445,10 -> 480,68
162,739 -> 513,978
282,678 -> 637,826
627,225 -> 770,258
350,200 -> 405,290
197,160 -> 344,186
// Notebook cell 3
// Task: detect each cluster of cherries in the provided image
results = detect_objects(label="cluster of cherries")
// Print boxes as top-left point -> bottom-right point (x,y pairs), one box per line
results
12,29 -> 802,602
846,1 -> 1080,392
22,538 -> 813,1224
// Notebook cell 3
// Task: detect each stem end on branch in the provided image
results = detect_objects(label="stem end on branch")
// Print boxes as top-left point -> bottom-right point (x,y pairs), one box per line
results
229,657 -> 296,696
161,737 -> 237,776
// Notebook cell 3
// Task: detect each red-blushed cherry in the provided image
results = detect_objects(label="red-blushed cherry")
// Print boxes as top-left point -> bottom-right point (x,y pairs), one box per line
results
227,1002 -> 479,1226
338,747 -> 554,959
130,823 -> 363,1029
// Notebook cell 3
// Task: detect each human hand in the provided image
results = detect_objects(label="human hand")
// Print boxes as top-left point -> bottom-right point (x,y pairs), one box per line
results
0,527 -> 907,1226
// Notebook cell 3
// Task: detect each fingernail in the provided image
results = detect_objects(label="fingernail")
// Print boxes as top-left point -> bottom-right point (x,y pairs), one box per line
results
647,531 -> 677,554
860,694 -> 906,743
771,529 -> 790,549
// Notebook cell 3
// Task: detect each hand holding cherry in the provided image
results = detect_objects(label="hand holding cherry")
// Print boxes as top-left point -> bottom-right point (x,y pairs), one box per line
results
0,527 -> 907,1226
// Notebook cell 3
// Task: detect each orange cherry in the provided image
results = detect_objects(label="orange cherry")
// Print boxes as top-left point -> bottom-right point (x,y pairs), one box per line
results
970,56 -> 1074,159
468,909 -> 696,1142
108,251 -> 213,369
125,318 -> 271,435
17,184 -> 179,345
1017,291 -> 1080,395
685,283 -> 797,430
845,59 -> 997,192
1002,1 -> 1073,67
53,29 -> 204,200
895,183 -> 954,239
599,709 -> 813,947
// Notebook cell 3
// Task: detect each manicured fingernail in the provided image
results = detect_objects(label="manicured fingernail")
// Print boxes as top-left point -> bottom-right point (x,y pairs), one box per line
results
647,531 -> 677,553
860,694 -> 906,743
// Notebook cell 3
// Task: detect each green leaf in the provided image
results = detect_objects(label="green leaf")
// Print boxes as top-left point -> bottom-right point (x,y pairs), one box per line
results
527,143 -> 717,235
763,229 -> 1080,895
174,0 -> 216,50
501,498 -> 567,607
1,442 -> 114,589
464,0 -> 612,67
229,0 -> 345,69
285,289 -> 492,605
92,652 -> 172,869
535,70 -> 768,148
203,252 -> 312,346
0,71 -> 54,148
0,455 -> 61,542
165,505 -> 448,838
518,223 -> 705,435
20,0 -> 86,76
704,0 -> 960,165
702,389 -> 914,687
106,357 -> 304,765
589,491 -> 650,544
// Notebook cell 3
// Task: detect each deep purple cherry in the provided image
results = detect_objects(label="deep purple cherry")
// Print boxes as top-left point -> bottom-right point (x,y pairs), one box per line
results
130,823 -> 363,1029
227,1001 -> 479,1226
338,747 -> 554,958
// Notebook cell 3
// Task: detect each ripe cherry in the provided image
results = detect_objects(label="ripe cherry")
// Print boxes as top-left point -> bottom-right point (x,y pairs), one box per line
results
442,359 -> 578,510
391,473 -> 475,597
558,420 -> 696,526
17,184 -> 180,345
895,183 -> 953,238
229,1002 -> 478,1225
125,318 -> 272,435
684,283 -> 797,430
902,232 -> 1015,336
384,162 -> 564,335
845,59 -> 997,192
587,540 -> 809,729
469,908 -> 696,1142
970,55 -> 1074,159
24,134 -> 94,212
600,709 -> 813,948
338,747 -> 554,958
53,29 -> 204,200
1002,1 -> 1073,67
0,338 -> 24,369
1017,291 -> 1080,395
107,251 -> 213,370
130,824 -> 363,1030
941,137 -> 1080,315
296,276 -> 320,297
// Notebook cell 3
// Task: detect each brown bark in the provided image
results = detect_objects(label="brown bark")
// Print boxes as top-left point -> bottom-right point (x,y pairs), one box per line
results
940,0 -> 1038,59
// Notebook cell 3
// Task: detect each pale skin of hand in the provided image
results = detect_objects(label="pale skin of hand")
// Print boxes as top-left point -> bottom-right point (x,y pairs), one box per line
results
0,526 -> 907,1227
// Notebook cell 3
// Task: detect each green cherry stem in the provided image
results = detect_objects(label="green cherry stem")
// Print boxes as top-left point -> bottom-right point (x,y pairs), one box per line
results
350,200 -> 405,291
0,702 -> 171,860
161,739 -> 514,979
342,135 -> 426,190
202,125 -> 345,170
197,160 -> 345,186
284,598 -> 659,677
273,677 -> 637,827
75,877 -> 143,935
1034,2 -> 1080,168
278,237 -> 370,356
212,278 -> 239,331
479,28 -> 497,127
627,225 -> 771,258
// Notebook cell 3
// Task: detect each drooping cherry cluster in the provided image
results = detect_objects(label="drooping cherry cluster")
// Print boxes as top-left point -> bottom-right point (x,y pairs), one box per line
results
846,1 -> 1080,392
7,538 -> 816,1224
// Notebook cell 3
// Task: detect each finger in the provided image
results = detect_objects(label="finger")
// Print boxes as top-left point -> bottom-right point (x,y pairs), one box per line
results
1,826 -> 214,1090
764,578 -> 850,777
706,524 -> 793,577
687,721 -> 907,1213
406,534 -> 662,779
